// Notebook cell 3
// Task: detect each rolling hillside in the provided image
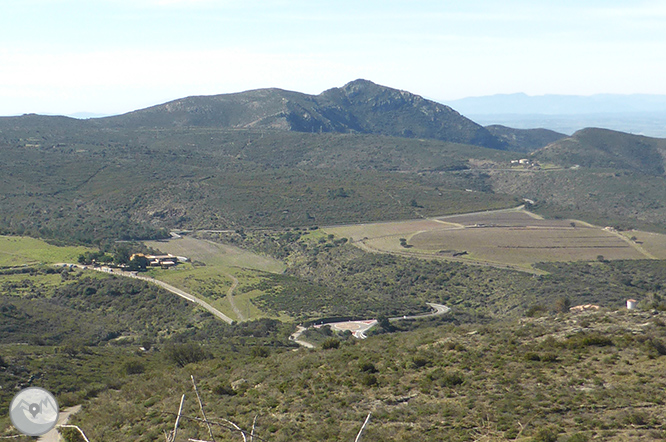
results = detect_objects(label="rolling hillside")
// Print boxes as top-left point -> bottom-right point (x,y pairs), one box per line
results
485,125 -> 566,152
534,128 -> 666,175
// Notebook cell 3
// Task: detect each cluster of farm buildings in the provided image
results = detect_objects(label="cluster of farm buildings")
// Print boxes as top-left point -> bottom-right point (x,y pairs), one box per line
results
130,253 -> 188,268
510,158 -> 540,168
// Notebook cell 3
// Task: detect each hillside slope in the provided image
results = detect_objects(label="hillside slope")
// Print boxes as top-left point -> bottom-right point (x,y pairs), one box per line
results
534,128 -> 666,175
485,124 -> 566,152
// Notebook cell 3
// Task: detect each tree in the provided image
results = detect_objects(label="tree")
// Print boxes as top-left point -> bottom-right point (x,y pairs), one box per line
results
128,255 -> 149,271
377,314 -> 391,329
554,297 -> 571,313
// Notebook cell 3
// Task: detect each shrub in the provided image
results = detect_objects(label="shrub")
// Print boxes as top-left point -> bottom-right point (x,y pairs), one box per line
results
59,426 -> 87,442
565,332 -> 613,348
565,433 -> 589,442
532,426 -> 559,442
524,352 -> 541,361
412,355 -> 430,368
164,343 -> 210,367
251,346 -> 270,358
541,353 -> 559,363
213,383 -> 236,396
622,411 -> 648,426
647,338 -> 666,356
360,373 -> 377,387
443,341 -> 466,352
526,305 -> 548,318
440,371 -> 464,387
359,361 -> 377,373
321,338 -> 340,350
122,360 -> 145,375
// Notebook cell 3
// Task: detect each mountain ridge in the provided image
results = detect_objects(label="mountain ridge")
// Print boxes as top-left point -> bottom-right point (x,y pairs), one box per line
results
93,79 -> 506,150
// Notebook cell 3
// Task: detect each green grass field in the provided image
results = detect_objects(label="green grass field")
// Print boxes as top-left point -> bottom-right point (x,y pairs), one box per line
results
0,235 -> 91,267
325,209 -> 664,271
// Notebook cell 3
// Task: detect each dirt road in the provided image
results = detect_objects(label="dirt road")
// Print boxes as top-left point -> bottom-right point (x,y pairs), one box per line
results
289,326 -> 315,348
56,264 -> 235,324
38,405 -> 81,442
224,272 -> 244,321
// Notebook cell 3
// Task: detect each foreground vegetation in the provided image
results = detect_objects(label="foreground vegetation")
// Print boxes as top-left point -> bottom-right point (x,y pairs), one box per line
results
25,308 -> 666,442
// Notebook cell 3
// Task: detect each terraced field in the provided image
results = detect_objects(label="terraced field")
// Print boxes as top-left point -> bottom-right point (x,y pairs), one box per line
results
325,208 -> 663,271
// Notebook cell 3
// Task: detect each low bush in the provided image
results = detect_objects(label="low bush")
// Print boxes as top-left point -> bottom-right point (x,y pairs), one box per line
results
565,332 -> 613,348
321,338 -> 340,349
359,361 -> 377,373
122,360 -> 145,375
164,343 -> 210,367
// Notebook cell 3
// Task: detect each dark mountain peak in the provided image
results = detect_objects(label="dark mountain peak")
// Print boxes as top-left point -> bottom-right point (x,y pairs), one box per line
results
341,78 -> 380,91
324,79 -> 426,108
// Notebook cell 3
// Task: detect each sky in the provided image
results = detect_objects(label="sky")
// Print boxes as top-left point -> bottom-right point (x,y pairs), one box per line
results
2,0 -> 666,116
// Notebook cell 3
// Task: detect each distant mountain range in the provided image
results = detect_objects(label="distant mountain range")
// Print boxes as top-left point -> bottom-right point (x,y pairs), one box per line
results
443,93 -> 666,137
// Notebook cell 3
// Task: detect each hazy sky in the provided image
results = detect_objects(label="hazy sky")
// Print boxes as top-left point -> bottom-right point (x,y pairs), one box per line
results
2,0 -> 666,116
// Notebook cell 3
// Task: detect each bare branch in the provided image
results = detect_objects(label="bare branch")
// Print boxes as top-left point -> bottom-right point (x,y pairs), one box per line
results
162,414 -> 270,442
191,375 -> 215,442
354,413 -> 371,442
170,394 -> 186,442
250,415 -> 258,442
219,418 -> 246,442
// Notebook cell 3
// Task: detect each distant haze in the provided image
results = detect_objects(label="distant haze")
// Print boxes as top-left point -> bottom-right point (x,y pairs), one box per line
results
443,94 -> 666,137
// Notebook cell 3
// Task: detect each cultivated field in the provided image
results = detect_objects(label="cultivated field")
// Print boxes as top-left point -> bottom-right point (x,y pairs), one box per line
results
325,208 -> 663,271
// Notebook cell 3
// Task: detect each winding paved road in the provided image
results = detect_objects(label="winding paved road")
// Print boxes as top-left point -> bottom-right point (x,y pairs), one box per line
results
291,302 -> 451,348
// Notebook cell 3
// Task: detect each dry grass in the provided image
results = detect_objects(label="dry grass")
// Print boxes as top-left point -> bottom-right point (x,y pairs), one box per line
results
325,219 -> 458,242
623,231 -> 666,260
145,235 -> 285,273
